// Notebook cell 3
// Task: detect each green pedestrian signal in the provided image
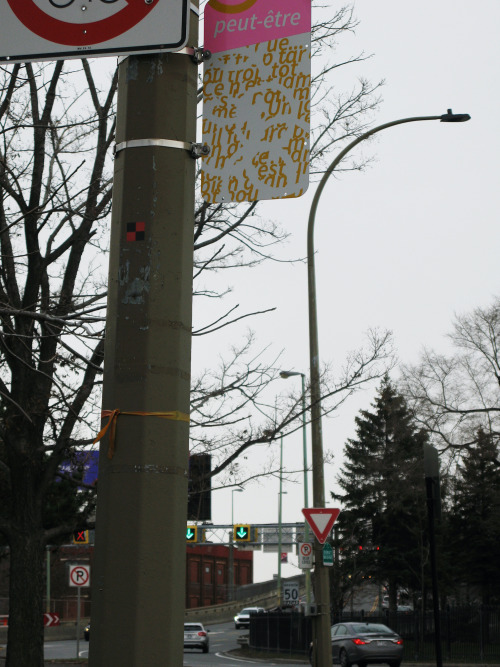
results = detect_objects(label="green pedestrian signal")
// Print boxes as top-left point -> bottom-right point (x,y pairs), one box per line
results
233,524 -> 251,541
186,526 -> 198,542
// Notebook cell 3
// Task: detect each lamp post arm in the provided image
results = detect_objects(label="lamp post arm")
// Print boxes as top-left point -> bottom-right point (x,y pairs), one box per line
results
307,114 -> 440,508
308,114 -> 441,245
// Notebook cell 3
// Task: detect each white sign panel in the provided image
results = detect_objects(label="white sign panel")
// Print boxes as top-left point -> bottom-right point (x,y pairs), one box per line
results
0,0 -> 189,63
202,0 -> 311,202
282,581 -> 299,606
262,526 -> 294,553
298,542 -> 313,569
69,564 -> 91,588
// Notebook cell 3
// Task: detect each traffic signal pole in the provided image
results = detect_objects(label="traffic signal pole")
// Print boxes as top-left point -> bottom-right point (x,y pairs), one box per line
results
89,5 -> 199,665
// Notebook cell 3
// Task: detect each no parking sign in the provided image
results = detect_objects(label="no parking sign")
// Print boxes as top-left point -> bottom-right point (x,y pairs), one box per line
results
0,0 -> 189,63
298,542 -> 313,569
69,564 -> 91,588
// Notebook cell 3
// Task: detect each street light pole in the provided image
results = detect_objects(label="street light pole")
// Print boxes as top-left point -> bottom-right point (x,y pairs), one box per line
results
306,109 -> 470,667
277,433 -> 284,607
280,370 -> 311,614
229,487 -> 243,602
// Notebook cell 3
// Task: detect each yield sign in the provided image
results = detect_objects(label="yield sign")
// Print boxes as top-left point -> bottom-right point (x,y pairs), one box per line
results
302,508 -> 340,544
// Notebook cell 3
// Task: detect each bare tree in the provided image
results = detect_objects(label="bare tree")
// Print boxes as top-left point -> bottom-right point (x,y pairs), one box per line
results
190,328 -> 395,490
0,60 -> 116,667
399,296 -> 500,466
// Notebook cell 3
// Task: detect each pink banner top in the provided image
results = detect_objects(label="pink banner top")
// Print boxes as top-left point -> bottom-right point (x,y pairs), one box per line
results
204,0 -> 311,54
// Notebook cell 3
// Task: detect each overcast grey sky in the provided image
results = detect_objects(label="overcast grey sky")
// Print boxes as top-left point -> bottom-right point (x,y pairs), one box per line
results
194,0 -> 500,582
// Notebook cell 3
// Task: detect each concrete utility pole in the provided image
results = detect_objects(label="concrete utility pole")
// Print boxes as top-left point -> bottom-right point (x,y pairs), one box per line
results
89,5 -> 199,665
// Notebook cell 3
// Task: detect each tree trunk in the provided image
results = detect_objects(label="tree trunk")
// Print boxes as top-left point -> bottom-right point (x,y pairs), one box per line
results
6,530 -> 45,667
5,446 -> 46,667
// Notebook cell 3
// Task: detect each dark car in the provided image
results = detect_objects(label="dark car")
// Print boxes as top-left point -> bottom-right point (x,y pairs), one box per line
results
310,622 -> 403,667
183,622 -> 209,653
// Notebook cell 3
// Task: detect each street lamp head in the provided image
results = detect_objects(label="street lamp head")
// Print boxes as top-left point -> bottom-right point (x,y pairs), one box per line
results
280,370 -> 303,379
440,109 -> 471,123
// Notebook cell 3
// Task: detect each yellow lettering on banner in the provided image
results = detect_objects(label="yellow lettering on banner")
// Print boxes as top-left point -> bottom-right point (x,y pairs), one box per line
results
202,36 -> 311,201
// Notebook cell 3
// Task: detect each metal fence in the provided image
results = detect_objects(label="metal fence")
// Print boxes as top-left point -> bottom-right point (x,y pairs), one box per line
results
250,611 -> 312,655
249,606 -> 500,662
380,606 -> 500,663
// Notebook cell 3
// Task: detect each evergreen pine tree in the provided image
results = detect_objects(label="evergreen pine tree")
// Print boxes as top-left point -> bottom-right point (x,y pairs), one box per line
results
447,428 -> 500,605
333,377 -> 429,608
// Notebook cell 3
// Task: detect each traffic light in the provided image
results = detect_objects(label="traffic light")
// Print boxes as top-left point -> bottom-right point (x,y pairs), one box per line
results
72,530 -> 88,544
233,524 -> 251,541
187,453 -> 212,521
186,526 -> 198,542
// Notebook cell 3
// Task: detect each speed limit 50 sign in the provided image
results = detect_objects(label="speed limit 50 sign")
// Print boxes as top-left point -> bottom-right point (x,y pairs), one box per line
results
282,581 -> 299,606
0,0 -> 189,63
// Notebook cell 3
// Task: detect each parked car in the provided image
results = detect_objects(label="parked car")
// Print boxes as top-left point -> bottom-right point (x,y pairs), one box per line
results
234,607 -> 265,629
183,622 -> 209,653
310,622 -> 403,667
397,605 -> 413,614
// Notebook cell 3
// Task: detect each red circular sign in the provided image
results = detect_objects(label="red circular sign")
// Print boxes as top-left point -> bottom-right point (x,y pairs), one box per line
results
300,543 -> 312,557
7,0 -> 159,46
70,565 -> 90,586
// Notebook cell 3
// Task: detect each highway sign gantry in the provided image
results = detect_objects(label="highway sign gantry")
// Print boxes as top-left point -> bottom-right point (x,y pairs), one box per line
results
1,0 -> 190,63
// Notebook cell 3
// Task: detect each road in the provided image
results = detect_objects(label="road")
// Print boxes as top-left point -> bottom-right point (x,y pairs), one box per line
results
39,621 -> 308,665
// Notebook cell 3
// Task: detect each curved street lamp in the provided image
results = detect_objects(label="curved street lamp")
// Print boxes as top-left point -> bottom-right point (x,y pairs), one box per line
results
307,109 -> 470,667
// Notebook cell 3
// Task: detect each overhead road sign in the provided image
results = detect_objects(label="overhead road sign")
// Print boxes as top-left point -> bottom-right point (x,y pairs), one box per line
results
302,508 -> 340,544
0,0 -> 190,63
262,526 -> 294,552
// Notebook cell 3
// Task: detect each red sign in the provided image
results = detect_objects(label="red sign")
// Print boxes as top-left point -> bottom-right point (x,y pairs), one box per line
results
7,0 -> 159,47
44,612 -> 60,627
1,0 -> 189,63
302,508 -> 340,544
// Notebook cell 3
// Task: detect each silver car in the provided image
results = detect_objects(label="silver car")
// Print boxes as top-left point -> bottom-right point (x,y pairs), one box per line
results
333,622 -> 403,667
311,622 -> 403,667
183,622 -> 209,653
